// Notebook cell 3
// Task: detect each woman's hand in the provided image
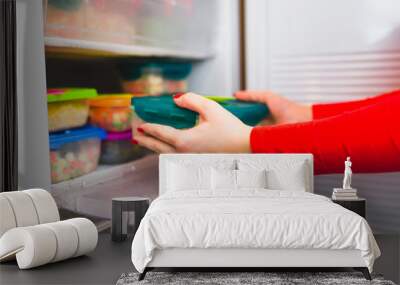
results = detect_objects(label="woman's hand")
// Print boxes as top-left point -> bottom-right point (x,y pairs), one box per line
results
132,93 -> 252,153
234,90 -> 312,125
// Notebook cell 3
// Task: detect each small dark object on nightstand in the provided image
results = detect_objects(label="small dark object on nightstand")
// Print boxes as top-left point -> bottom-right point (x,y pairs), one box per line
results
112,197 -> 150,242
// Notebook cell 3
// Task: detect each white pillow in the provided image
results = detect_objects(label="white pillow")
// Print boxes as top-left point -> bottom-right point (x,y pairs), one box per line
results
266,163 -> 307,191
212,168 -> 237,190
238,159 -> 307,191
236,169 -> 267,189
167,163 -> 212,191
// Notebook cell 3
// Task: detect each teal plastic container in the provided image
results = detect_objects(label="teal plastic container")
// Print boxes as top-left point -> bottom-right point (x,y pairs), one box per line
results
118,61 -> 192,96
118,62 -> 192,81
131,95 -> 269,129
48,0 -> 83,11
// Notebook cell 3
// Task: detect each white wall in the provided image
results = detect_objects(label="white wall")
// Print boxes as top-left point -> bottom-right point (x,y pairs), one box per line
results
188,0 -> 240,96
245,0 -> 400,232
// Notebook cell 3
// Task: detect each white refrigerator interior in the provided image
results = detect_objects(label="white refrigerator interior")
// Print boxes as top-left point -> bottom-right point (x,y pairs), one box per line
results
245,0 -> 400,232
17,0 -> 240,219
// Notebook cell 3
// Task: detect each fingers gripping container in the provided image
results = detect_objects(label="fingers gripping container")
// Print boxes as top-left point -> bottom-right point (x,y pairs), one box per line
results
88,94 -> 133,132
100,131 -> 146,165
47,88 -> 98,132
131,95 -> 270,129
49,126 -> 106,183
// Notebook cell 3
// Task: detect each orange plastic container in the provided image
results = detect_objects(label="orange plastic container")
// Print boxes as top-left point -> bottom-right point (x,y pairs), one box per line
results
88,94 -> 134,132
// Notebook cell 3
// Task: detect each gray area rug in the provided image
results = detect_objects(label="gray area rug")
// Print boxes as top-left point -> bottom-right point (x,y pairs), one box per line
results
116,272 -> 396,285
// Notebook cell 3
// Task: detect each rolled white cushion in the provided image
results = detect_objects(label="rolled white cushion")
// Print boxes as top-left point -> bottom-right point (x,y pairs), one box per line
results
1,192 -> 39,227
0,196 -> 17,237
42,221 -> 79,262
0,189 -> 60,239
24,189 -> 59,224
64,218 -> 98,257
0,218 -> 98,269
0,226 -> 57,269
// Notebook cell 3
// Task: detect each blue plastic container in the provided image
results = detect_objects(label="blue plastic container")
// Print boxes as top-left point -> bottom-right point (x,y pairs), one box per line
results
49,126 -> 106,183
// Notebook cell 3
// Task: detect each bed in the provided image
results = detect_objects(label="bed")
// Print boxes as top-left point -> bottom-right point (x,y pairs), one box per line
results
131,154 -> 380,280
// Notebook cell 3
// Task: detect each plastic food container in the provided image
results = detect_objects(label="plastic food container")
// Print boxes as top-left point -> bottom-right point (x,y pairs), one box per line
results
162,62 -> 192,94
119,64 -> 164,96
49,126 -> 106,183
88,94 -> 133,132
47,88 -> 98,132
45,0 -> 218,56
131,95 -> 270,129
118,62 -> 192,96
100,131 -> 145,165
45,0 -> 136,44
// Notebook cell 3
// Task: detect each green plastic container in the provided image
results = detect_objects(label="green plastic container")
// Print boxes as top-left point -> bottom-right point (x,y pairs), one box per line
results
131,95 -> 270,129
47,88 -> 98,132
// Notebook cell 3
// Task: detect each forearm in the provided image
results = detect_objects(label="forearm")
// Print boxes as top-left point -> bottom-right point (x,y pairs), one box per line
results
251,97 -> 400,174
312,89 -> 400,120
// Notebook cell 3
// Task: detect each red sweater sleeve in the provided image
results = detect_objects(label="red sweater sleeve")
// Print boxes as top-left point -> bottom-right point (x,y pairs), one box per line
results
251,94 -> 400,175
312,89 -> 400,119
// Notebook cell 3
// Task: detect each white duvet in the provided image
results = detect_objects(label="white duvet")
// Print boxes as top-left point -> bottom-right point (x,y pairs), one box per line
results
131,190 -> 380,273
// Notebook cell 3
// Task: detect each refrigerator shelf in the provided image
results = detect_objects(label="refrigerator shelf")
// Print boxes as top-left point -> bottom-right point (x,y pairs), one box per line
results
45,37 -> 214,59
44,0 -> 218,59
50,154 -> 159,219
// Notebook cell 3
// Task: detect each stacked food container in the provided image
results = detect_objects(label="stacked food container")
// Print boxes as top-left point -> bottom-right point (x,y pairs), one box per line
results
45,0 -> 218,56
47,88 -> 106,184
118,61 -> 192,96
49,126 -> 105,183
88,94 -> 148,165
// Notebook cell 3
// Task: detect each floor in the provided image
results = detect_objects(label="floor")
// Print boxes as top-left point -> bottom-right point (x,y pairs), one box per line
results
1,232 -> 398,285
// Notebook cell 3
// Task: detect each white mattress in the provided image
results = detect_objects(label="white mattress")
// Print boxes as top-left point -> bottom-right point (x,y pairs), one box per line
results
131,190 -> 380,273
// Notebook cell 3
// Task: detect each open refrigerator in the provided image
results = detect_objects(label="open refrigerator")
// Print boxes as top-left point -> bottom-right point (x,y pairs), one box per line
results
16,0 -> 400,232
16,0 -> 240,220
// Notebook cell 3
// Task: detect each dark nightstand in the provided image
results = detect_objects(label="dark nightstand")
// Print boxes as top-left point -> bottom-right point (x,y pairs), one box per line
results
332,198 -> 366,218
111,197 -> 150,242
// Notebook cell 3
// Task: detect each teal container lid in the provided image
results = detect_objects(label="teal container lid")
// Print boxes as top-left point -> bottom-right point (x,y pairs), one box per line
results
131,95 -> 269,129
160,62 -> 192,80
48,0 -> 83,11
132,95 -> 197,129
118,62 -> 192,81
219,100 -> 269,126
49,125 -> 106,150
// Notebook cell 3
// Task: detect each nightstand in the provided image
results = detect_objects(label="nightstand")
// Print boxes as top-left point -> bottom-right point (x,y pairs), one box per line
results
332,198 -> 366,218
111,197 -> 150,242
